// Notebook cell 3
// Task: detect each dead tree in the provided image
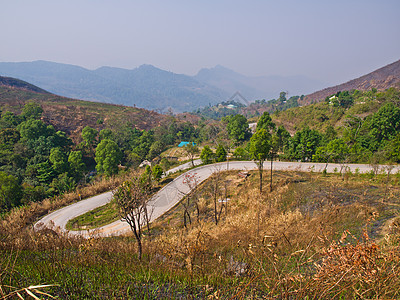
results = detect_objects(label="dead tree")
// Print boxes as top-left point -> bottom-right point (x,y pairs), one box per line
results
179,172 -> 200,227
209,168 -> 225,225
384,164 -> 395,199
113,177 -> 151,260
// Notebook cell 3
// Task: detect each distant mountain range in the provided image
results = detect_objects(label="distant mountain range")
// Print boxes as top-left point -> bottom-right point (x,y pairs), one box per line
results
303,59 -> 400,105
0,60 -> 325,112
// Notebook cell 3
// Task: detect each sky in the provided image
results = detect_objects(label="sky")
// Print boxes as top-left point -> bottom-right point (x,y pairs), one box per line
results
1,0 -> 399,85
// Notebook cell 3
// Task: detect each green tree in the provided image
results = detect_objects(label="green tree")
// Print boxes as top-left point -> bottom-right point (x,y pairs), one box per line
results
36,161 -> 55,183
249,129 -> 271,193
284,127 -> 322,162
369,102 -> 400,148
18,119 -> 49,141
68,151 -> 86,180
95,139 -> 122,176
314,138 -> 350,171
81,126 -> 98,147
49,147 -> 68,174
184,143 -> 199,167
0,171 -> 23,212
50,172 -> 76,194
22,102 -> 43,120
276,125 -> 291,152
200,145 -> 214,164
324,125 -> 337,142
152,164 -> 163,181
0,128 -> 20,150
256,111 -> 276,133
147,141 -> 165,160
215,144 -> 227,162
233,146 -> 250,160
224,114 -> 251,143
99,128 -> 113,141
0,111 -> 21,128
385,132 -> 400,163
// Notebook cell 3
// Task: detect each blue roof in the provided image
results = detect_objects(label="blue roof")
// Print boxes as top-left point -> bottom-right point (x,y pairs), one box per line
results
178,141 -> 196,147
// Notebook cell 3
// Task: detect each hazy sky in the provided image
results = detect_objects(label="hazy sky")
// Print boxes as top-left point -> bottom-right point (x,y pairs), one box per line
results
1,0 -> 399,85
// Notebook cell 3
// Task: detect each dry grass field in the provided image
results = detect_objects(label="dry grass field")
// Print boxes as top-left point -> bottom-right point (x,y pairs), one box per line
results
1,169 -> 400,299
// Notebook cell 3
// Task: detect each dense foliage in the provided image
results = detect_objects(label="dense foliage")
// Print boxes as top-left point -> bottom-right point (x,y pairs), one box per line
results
0,104 -> 202,212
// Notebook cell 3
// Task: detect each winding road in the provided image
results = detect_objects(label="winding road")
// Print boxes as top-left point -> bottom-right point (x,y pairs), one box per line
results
35,160 -> 400,237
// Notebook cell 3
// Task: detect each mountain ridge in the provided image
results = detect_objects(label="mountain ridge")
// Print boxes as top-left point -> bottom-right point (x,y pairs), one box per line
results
0,60 -> 324,112
303,59 -> 400,105
0,61 -> 226,112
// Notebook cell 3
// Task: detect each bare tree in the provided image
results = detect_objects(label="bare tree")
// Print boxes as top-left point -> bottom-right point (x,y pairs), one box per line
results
209,168 -> 225,225
384,164 -> 395,199
113,177 -> 151,260
177,172 -> 200,227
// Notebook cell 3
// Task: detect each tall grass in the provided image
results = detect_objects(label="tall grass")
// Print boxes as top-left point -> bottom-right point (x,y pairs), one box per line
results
1,170 -> 400,298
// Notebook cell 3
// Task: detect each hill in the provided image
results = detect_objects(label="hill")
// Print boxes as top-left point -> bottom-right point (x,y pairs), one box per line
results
0,76 -> 49,94
304,59 -> 400,105
0,61 -> 226,113
0,77 -> 166,136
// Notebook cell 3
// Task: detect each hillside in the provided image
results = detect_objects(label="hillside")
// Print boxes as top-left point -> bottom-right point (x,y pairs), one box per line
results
271,87 -> 400,134
0,78 -> 166,136
303,59 -> 400,105
0,76 -> 49,94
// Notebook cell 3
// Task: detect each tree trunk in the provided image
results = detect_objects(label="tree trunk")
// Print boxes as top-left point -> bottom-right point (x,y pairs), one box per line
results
136,236 -> 142,261
214,197 -> 218,225
270,155 -> 273,192
258,161 -> 263,194
131,225 -> 142,261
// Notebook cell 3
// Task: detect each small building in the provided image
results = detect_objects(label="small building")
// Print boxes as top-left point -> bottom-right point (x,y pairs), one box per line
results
178,141 -> 196,147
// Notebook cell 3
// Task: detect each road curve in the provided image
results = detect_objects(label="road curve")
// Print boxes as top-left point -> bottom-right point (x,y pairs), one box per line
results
35,160 -> 400,237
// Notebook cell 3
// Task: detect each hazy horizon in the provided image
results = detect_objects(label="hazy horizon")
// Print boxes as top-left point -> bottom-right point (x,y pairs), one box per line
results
1,0 -> 399,86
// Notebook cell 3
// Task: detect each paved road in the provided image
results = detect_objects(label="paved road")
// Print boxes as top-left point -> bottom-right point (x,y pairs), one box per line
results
35,160 -> 400,237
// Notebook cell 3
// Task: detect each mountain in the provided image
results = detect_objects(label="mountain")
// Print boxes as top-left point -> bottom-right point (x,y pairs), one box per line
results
0,76 -> 167,137
0,61 -> 326,112
195,65 -> 325,101
303,59 -> 400,105
0,61 -> 226,113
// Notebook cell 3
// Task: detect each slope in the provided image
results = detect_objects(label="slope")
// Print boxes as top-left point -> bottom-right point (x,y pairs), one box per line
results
0,77 -> 166,137
303,59 -> 400,105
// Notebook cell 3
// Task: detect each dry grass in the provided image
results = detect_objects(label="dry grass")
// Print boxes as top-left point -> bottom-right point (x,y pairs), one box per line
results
1,170 -> 400,298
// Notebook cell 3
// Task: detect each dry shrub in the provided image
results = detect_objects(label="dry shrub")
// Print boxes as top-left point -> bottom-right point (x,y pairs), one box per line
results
300,230 -> 400,299
152,224 -> 212,276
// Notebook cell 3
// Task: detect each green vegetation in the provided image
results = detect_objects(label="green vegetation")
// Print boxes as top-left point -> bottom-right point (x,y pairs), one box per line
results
66,200 -> 119,230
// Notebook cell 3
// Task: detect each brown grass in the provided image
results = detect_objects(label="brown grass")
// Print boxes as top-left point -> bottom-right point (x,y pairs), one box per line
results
1,170 -> 400,298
